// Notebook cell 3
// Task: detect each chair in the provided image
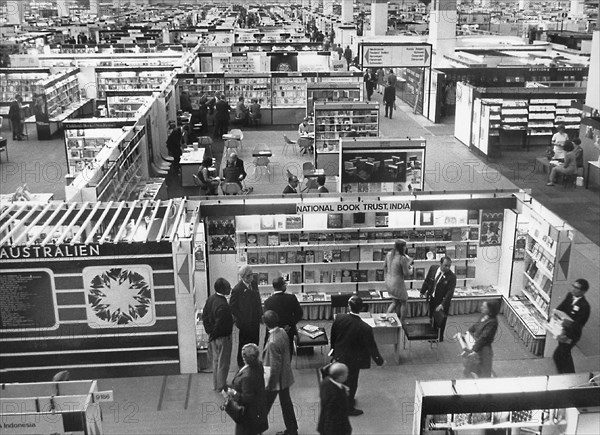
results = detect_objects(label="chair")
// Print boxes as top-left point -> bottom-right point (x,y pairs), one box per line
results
402,316 -> 441,360
331,293 -> 353,316
198,136 -> 213,158
0,137 -> 7,162
562,173 -> 577,189
298,137 -> 313,154
224,139 -> 239,155
221,181 -> 242,195
283,135 -> 298,155
229,129 -> 244,149
294,324 -> 329,368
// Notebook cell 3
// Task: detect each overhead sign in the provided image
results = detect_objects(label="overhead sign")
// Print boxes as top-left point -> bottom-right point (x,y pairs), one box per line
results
361,44 -> 432,68
296,201 -> 412,214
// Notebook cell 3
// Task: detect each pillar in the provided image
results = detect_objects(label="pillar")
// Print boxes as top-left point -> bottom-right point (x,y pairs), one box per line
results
5,1 -> 24,25
429,0 -> 457,66
341,0 -> 353,23
370,0 -> 388,36
311,0 -> 320,12
585,31 -> 599,110
323,0 -> 333,16
302,0 -> 309,9
89,0 -> 99,15
570,0 -> 583,16
518,0 -> 530,10
56,0 -> 69,17
480,0 -> 491,7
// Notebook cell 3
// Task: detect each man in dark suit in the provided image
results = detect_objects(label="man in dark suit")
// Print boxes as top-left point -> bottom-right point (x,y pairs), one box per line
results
330,296 -> 384,416
9,94 -> 24,140
282,175 -> 300,194
223,152 -> 247,189
318,362 -> 352,435
214,94 -> 231,138
264,277 -> 303,360
553,278 -> 591,374
201,278 -> 233,392
420,256 -> 456,341
229,265 -> 262,368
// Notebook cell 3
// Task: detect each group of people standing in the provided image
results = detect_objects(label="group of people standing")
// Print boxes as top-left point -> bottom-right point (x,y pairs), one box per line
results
363,68 -> 398,119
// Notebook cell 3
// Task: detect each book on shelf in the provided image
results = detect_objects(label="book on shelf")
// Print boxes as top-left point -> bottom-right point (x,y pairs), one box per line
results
267,251 -> 277,264
416,230 -> 426,241
434,229 -> 444,241
350,270 -> 360,282
373,249 -> 383,262
467,244 -> 478,258
315,250 -> 324,263
367,269 -> 377,282
247,252 -> 258,265
258,272 -> 269,286
268,233 -> 280,246
375,212 -> 389,227
406,246 -> 416,260
455,244 -> 467,259
296,251 -> 306,263
287,251 -> 296,264
305,270 -> 316,284
445,245 -> 456,259
290,233 -> 299,245
279,233 -> 290,245
468,227 -> 479,241
286,215 -> 302,229
299,233 -> 309,244
341,249 -> 350,262
451,228 -> 462,242
305,250 -> 315,263
278,253 -> 287,264
327,213 -> 343,228
332,270 -> 342,283
257,233 -> 268,246
323,250 -> 333,263
461,228 -> 470,241
425,230 -> 435,241
361,246 -> 374,262
291,271 -> 302,284
332,249 -> 342,262
468,210 -> 480,225
466,265 -> 476,279
376,269 -> 385,281
309,233 -> 319,243
320,270 -> 331,283
416,246 -> 428,260
358,270 -> 368,282
420,211 -> 434,226
455,265 -> 467,279
260,216 -> 276,230
349,247 -> 360,262
341,269 -> 352,282
436,245 -> 447,260
247,233 -> 257,246
238,233 -> 247,246
258,252 -> 268,264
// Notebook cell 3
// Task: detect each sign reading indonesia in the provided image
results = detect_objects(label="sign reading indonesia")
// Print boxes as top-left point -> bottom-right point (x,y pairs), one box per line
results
296,201 -> 411,214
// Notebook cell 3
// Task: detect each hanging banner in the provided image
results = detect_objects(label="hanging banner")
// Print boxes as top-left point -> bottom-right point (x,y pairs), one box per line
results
296,200 -> 412,214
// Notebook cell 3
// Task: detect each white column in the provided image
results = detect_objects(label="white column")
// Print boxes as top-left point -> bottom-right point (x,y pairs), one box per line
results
570,0 -> 584,16
341,0 -> 353,23
89,0 -> 99,15
302,0 -> 309,9
480,0 -> 491,7
585,31 -> 599,110
518,0 -> 530,10
428,0 -> 457,66
56,0 -> 69,17
311,0 -> 319,12
370,0 -> 388,36
5,1 -> 23,25
323,0 -> 333,16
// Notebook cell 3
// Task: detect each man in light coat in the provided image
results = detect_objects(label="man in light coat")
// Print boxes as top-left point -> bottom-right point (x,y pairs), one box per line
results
263,310 -> 298,435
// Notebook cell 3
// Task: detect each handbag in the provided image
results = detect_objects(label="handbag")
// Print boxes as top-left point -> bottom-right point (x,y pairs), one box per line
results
432,309 -> 447,330
221,395 -> 245,424
462,352 -> 481,374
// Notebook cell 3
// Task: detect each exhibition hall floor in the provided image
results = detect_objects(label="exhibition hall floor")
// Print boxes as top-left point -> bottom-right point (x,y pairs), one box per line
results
96,313 -> 599,435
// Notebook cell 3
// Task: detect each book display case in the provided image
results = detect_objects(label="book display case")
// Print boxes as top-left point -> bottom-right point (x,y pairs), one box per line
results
0,68 -> 50,105
96,66 -> 174,99
272,74 -> 315,108
31,68 -> 81,120
306,82 -> 362,116
106,91 -> 153,118
178,74 -> 225,105
313,102 -> 380,157
413,373 -> 600,435
224,74 -> 271,106
64,127 -> 125,176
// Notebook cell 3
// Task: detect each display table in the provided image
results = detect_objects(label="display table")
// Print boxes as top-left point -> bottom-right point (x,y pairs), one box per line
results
586,160 -> 600,189
361,312 -> 401,363
180,148 -> 205,187
502,295 -> 546,356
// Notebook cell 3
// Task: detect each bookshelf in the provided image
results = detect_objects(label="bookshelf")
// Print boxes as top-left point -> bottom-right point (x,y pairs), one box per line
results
313,102 -> 380,155
0,69 -> 50,103
65,128 -> 123,176
224,74 -> 271,106
32,69 -> 81,119
413,374 -> 600,435
178,74 -> 225,106
528,98 -> 556,138
500,100 -> 528,132
306,82 -> 362,116
106,93 -> 153,118
236,210 -> 481,294
272,75 -> 314,108
96,67 -> 173,99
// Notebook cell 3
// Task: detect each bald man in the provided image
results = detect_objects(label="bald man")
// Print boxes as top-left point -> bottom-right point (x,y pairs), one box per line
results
229,265 -> 262,368
318,362 -> 352,435
283,175 -> 300,194
223,152 -> 247,188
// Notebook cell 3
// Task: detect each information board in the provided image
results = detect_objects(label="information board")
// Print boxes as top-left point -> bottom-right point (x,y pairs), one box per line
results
0,269 -> 58,331
360,43 -> 432,68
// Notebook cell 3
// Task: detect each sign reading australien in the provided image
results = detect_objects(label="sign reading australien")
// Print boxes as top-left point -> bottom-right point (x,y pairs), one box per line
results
83,265 -> 156,328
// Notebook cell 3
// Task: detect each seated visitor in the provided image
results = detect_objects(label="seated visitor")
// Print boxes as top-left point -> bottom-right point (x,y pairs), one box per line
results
547,141 -> 577,186
197,156 -> 220,195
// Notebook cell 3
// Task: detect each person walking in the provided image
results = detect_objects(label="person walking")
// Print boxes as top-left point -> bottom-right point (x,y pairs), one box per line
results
552,279 -> 590,374
264,277 -> 303,359
343,46 -> 352,70
227,343 -> 269,435
419,256 -> 456,342
262,310 -> 299,435
9,94 -> 25,140
166,126 -> 184,172
230,265 -> 262,368
214,94 -> 231,138
317,362 -> 352,435
376,68 -> 385,94
384,240 -> 413,323
363,68 -> 376,101
330,296 -> 384,416
383,83 -> 396,119
461,300 -> 500,378
202,278 -> 233,392
387,69 -> 397,87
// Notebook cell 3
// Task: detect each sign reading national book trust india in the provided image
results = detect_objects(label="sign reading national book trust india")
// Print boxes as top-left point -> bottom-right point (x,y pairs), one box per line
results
296,200 -> 412,214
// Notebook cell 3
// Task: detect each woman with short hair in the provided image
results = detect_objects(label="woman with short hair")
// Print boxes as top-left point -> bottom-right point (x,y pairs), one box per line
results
462,300 -> 500,378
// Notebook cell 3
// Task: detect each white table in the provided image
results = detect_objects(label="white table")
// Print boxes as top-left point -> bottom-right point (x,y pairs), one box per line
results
180,148 -> 205,187
586,160 -> 600,189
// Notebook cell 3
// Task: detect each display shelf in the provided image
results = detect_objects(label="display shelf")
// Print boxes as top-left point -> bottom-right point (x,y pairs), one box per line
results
0,69 -> 50,102
272,75 -> 313,108
106,93 -> 152,119
313,102 -> 379,152
306,82 -> 362,116
178,75 -> 225,106
525,248 -> 554,279
96,67 -> 173,99
224,74 -> 271,106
